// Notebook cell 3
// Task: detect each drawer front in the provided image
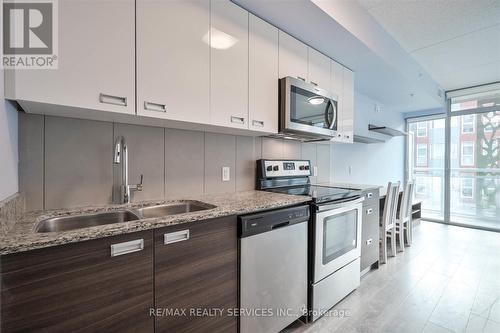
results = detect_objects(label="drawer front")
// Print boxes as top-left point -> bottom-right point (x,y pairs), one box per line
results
361,203 -> 379,271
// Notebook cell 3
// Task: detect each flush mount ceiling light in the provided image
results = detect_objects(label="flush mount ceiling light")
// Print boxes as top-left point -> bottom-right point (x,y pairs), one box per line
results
308,96 -> 325,105
202,28 -> 238,50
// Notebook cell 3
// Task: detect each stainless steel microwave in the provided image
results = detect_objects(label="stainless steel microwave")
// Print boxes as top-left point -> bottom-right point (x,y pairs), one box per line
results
279,76 -> 338,141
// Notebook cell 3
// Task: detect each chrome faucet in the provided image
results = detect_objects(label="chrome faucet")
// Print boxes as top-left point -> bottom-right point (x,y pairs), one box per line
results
113,136 -> 143,204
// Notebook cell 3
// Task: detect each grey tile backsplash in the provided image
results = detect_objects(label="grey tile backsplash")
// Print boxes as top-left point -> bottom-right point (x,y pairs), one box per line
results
19,114 -> 333,211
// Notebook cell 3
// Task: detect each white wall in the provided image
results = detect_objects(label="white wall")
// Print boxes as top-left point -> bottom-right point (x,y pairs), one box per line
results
332,92 -> 405,186
0,68 -> 19,201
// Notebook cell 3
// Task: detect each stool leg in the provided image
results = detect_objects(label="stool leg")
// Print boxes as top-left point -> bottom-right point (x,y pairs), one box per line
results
398,221 -> 405,252
389,227 -> 396,257
380,227 -> 387,264
405,219 -> 412,246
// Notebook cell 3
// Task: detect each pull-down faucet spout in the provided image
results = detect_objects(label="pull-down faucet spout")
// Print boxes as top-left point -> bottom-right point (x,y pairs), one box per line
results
113,136 -> 143,204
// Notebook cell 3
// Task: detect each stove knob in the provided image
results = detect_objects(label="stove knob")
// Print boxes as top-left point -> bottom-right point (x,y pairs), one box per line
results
266,165 -> 273,172
299,165 -> 305,170
273,165 -> 279,171
304,165 -> 310,170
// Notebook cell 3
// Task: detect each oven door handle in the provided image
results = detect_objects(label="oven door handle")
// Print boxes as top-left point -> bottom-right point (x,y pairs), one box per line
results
315,196 -> 365,212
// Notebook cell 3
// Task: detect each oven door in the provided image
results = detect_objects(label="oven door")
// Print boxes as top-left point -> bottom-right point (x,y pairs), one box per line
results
280,76 -> 338,139
313,198 -> 363,283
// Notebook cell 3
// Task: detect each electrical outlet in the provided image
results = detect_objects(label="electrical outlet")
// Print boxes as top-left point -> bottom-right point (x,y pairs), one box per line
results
313,166 -> 318,177
348,166 -> 352,175
222,167 -> 230,182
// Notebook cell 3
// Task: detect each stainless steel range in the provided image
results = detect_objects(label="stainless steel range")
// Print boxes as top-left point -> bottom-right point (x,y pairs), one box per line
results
257,159 -> 364,322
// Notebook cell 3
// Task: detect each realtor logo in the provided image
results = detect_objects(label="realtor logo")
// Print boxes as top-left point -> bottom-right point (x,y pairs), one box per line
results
2,0 -> 58,69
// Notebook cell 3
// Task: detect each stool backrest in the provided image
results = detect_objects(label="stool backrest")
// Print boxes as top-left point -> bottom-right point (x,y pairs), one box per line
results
382,181 -> 400,231
400,181 -> 414,222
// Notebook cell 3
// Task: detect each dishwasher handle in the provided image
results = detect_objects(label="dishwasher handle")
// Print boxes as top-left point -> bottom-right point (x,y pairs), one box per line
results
272,221 -> 290,230
239,205 -> 310,238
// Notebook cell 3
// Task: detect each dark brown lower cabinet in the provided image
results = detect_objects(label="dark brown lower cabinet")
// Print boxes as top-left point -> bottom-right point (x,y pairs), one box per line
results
0,231 -> 154,333
154,216 -> 238,333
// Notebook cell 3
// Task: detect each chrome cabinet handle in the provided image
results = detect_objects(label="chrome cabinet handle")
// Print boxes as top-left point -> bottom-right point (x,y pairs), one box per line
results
231,116 -> 245,124
164,229 -> 190,245
144,101 -> 166,113
110,239 -> 144,257
252,120 -> 265,127
297,76 -> 306,82
366,208 -> 373,215
366,192 -> 373,198
99,93 -> 127,106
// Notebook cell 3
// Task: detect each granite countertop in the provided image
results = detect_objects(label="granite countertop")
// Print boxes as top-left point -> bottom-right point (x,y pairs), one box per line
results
0,191 -> 311,255
316,182 -> 383,191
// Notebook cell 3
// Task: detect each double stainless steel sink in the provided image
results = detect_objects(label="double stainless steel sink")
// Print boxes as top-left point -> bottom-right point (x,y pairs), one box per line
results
35,201 -> 216,233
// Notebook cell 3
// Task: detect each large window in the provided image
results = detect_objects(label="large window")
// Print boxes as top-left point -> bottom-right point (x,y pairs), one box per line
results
408,118 -> 445,221
450,109 -> 500,230
408,83 -> 500,231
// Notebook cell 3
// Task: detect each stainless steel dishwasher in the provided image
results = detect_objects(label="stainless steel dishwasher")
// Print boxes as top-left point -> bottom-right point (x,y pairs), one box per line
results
239,205 -> 309,333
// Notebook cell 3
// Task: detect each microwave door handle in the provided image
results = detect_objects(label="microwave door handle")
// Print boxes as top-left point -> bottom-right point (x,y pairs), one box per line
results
330,101 -> 337,130
324,99 -> 336,130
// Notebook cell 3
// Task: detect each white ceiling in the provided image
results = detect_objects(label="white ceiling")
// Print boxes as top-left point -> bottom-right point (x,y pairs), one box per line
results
357,0 -> 500,91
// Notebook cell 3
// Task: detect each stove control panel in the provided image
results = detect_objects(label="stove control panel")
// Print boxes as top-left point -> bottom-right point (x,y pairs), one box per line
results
261,160 -> 311,178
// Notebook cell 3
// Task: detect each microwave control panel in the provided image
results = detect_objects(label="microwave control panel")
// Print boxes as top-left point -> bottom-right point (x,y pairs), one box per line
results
262,160 -> 311,178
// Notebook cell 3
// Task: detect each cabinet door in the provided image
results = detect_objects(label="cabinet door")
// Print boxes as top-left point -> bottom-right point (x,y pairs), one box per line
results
210,1 -> 249,129
342,68 -> 355,143
136,0 -> 210,123
330,60 -> 344,141
1,231 -> 154,333
308,48 -> 330,90
6,0 -> 135,115
278,31 -> 308,81
155,216 -> 237,333
249,14 -> 279,133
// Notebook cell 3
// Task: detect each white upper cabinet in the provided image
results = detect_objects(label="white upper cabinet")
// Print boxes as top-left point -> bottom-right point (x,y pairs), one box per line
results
342,68 -> 355,143
210,0 -> 249,129
136,0 -> 210,123
249,14 -> 279,134
278,31 -> 308,81
308,48 -> 330,90
330,60 -> 344,141
6,0 -> 135,115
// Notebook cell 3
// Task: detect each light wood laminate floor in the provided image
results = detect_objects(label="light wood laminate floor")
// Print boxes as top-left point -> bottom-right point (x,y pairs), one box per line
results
286,221 -> 500,333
